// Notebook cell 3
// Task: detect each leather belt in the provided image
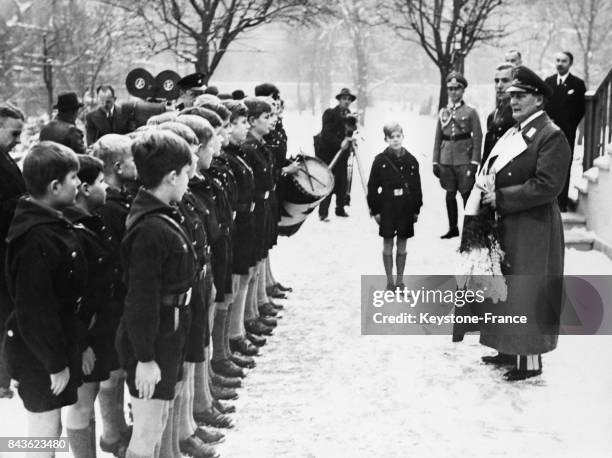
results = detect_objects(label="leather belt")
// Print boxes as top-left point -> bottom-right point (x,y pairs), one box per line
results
442,133 -> 471,141
161,288 -> 192,307
235,202 -> 253,213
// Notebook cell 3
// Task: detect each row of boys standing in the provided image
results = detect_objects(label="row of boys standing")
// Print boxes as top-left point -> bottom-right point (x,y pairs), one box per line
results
0,78 -> 294,458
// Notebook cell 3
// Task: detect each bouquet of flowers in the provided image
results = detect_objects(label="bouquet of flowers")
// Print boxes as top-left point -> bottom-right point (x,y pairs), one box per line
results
455,173 -> 507,303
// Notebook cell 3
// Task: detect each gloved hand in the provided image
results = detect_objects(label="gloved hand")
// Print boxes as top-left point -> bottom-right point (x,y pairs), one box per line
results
433,164 -> 440,178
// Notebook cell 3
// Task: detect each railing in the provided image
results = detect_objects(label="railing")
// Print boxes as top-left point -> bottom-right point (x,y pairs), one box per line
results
583,67 -> 612,170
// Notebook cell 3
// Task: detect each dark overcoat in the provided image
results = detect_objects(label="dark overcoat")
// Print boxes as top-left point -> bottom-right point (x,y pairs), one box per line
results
39,117 -> 86,155
544,73 -> 586,149
480,112 -> 570,355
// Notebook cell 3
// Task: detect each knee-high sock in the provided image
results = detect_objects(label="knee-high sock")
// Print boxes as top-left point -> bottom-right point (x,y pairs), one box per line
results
395,252 -> 407,283
178,364 -> 195,442
517,354 -> 542,371
244,271 -> 258,320
193,358 -> 213,413
257,261 -> 268,306
171,383 -> 183,458
223,304 -> 232,359
383,253 -> 394,285
445,196 -> 458,229
212,308 -> 228,362
67,427 -> 93,458
89,415 -> 97,458
98,385 -> 121,444
229,275 -> 248,339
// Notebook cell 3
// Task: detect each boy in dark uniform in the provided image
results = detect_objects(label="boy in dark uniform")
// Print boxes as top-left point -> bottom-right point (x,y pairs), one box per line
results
221,100 -> 260,356
115,130 -> 197,458
155,121 -> 223,458
63,155 -> 118,458
172,115 -> 238,430
367,123 -> 422,290
92,134 -> 138,456
240,98 -> 276,337
4,141 -> 86,447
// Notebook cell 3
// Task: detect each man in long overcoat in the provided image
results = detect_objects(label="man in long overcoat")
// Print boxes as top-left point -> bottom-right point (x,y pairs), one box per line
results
480,66 -> 570,381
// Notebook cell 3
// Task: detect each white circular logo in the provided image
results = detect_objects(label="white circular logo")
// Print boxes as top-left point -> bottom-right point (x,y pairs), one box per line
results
163,80 -> 174,91
135,77 -> 146,90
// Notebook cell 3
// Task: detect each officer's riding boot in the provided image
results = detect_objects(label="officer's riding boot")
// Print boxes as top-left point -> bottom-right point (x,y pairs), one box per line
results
383,254 -> 394,290
460,192 -> 470,208
441,197 -> 459,239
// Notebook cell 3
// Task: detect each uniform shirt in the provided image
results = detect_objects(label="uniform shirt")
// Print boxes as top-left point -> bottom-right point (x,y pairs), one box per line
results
222,143 -> 255,212
367,147 -> 423,216
239,132 -> 274,195
178,190 -> 211,269
264,120 -> 288,183
120,189 -> 197,362
483,102 -> 515,166
189,174 -> 223,244
433,100 -> 483,166
64,205 -> 121,351
5,197 -> 88,374
210,155 -> 237,212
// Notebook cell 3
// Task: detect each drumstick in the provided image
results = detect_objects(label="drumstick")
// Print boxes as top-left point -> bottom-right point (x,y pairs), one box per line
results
301,158 -> 316,192
296,168 -> 326,186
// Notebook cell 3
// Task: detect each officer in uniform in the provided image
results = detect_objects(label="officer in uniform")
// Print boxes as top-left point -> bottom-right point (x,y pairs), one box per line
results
482,63 -> 515,166
176,73 -> 207,111
433,72 -> 482,239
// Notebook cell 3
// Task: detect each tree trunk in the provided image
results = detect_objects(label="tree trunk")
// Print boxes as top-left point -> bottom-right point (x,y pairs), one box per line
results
353,32 -> 368,125
195,44 -> 210,82
438,68 -> 449,110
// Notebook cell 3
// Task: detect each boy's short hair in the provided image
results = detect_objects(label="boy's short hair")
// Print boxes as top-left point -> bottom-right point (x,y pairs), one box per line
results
179,107 -> 222,129
23,141 -> 79,197
77,154 -> 104,185
92,134 -> 133,174
495,62 -> 514,72
195,95 -> 231,122
222,100 -> 249,123
156,121 -> 198,145
383,122 -> 403,139
131,130 -> 192,189
176,115 -> 215,146
0,104 -> 25,124
146,111 -> 178,126
243,97 -> 272,120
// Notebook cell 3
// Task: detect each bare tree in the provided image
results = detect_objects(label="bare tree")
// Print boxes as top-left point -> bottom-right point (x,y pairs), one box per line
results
562,0 -> 612,87
381,0 -> 506,109
100,0 -> 320,82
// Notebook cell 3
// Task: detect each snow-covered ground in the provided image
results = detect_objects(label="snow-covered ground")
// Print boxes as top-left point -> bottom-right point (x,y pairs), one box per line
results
1,109 -> 611,457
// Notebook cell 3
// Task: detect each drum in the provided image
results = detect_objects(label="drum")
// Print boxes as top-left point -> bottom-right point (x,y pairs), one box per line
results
278,155 -> 334,236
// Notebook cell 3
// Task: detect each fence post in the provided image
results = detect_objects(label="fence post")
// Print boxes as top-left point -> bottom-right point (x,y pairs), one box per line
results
583,90 -> 596,171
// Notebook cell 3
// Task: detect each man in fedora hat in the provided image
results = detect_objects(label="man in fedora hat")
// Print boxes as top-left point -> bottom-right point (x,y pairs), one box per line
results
316,87 -> 357,220
40,92 -> 86,154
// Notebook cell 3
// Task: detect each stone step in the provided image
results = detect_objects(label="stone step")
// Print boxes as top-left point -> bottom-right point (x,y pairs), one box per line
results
564,228 -> 595,251
561,212 -> 587,230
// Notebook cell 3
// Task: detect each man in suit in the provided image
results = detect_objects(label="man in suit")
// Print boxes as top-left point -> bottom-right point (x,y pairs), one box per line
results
39,92 -> 86,154
85,85 -> 127,145
0,104 -> 26,398
316,88 -> 356,220
545,51 -> 587,211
